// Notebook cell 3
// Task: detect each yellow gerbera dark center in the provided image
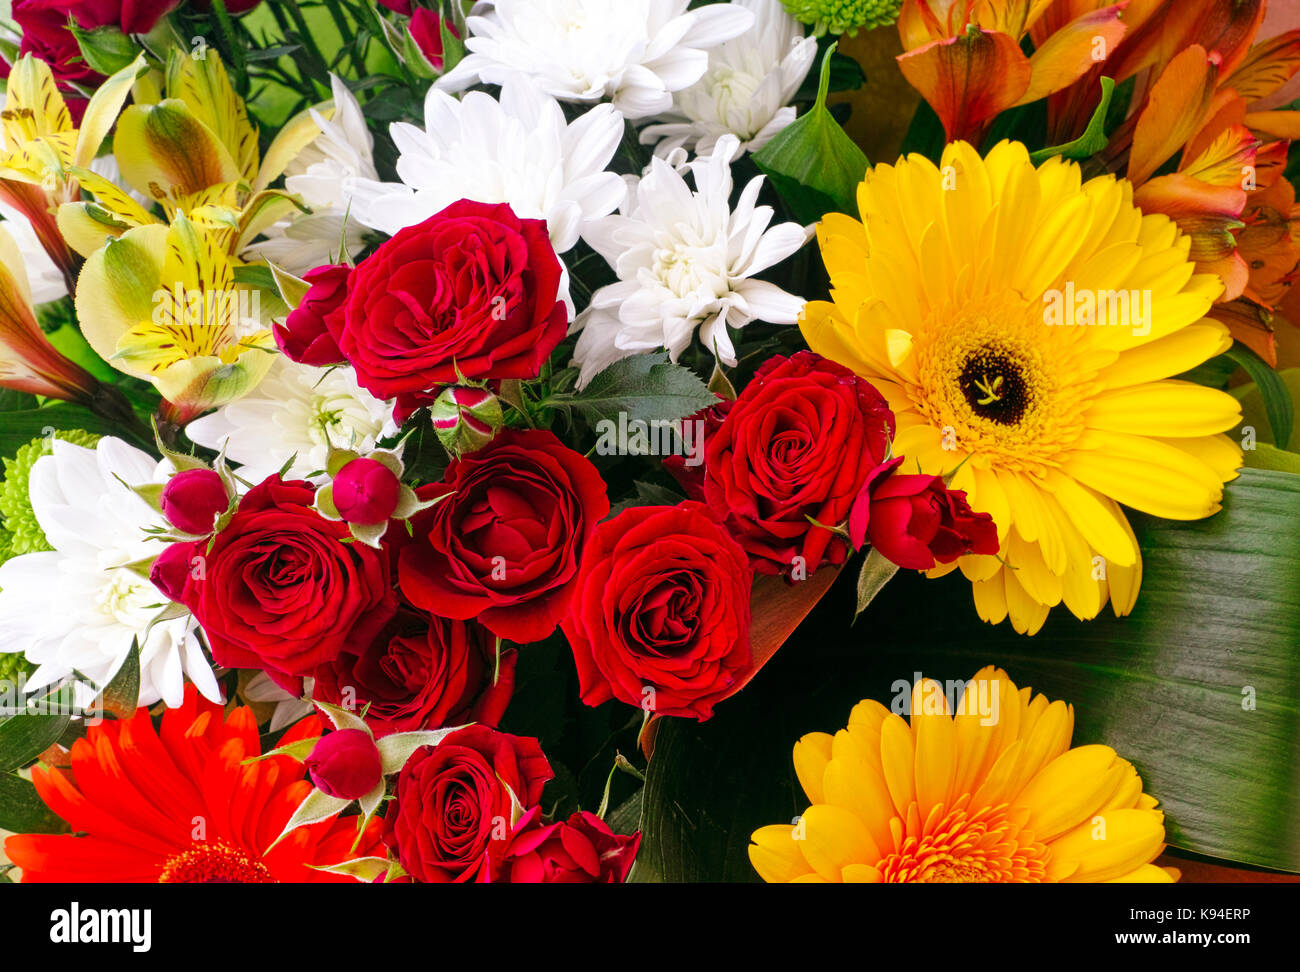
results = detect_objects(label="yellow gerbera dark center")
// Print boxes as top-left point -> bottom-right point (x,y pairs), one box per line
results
959,349 -> 1031,425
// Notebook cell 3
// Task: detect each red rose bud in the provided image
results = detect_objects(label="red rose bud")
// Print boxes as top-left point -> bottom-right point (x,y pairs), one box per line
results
273,263 -> 349,366
333,457 -> 402,525
857,466 -> 999,570
304,729 -> 383,800
499,806 -> 641,883
430,386 -> 503,455
410,8 -> 456,70
149,540 -> 202,602
161,468 -> 230,536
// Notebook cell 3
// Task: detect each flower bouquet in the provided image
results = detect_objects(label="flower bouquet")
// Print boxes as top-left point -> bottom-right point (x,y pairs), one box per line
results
0,0 -> 1298,891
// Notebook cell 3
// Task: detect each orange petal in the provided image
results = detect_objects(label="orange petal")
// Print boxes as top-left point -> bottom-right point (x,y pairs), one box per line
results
1110,0 -> 1264,82
1128,45 -> 1221,187
896,27 -> 1032,143
1224,28 -> 1300,102
1179,123 -> 1259,187
1207,300 -> 1276,365
1244,109 -> 1300,139
1015,4 -> 1126,107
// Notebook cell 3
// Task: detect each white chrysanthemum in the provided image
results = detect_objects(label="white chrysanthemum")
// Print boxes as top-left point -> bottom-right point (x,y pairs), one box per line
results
437,0 -> 755,119
246,75 -> 379,274
573,134 -> 809,386
346,78 -> 625,266
184,356 -> 398,485
0,438 -> 221,709
639,0 -> 817,157
0,205 -> 65,305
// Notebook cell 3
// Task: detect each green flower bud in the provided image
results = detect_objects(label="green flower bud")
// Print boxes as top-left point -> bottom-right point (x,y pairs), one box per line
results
430,386 -> 504,456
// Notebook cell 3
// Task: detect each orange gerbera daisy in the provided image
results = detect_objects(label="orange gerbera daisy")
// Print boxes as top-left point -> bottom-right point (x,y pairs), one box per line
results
5,686 -> 384,883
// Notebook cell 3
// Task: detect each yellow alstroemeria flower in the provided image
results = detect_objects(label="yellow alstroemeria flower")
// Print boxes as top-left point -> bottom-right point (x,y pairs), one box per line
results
750,668 -> 1178,883
801,140 -> 1243,634
0,53 -> 145,288
75,214 -> 277,420
57,50 -> 332,262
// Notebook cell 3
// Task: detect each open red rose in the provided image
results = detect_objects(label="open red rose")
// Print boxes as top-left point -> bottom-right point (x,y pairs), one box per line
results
273,262 -> 348,366
562,502 -> 753,721
178,475 -> 396,691
313,611 -> 516,738
399,428 -> 608,644
382,725 -> 552,883
498,806 -> 641,883
337,199 -> 567,416
703,351 -> 895,578
850,458 -> 999,569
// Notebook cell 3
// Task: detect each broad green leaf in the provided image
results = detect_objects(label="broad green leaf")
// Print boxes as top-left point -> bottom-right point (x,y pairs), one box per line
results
1227,343 -> 1293,449
0,772 -> 67,834
0,404 -> 125,460
1243,441 -> 1300,474
69,25 -> 140,78
638,469 -> 1300,880
1234,364 -> 1299,451
0,711 -> 70,773
549,351 -> 715,427
752,43 -> 869,223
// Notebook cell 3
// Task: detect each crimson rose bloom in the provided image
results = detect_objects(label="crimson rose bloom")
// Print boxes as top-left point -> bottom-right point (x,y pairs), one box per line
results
703,351 -> 894,578
273,262 -> 348,366
337,200 -> 567,414
382,725 -> 552,883
562,502 -> 753,721
313,612 -> 516,738
498,806 -> 641,883
178,476 -> 396,690
399,428 -> 608,644
849,457 -> 999,569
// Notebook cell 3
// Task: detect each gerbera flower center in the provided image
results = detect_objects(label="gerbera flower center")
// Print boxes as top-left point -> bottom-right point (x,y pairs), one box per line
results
911,294 -> 1099,473
876,799 -> 1050,883
158,841 -> 275,883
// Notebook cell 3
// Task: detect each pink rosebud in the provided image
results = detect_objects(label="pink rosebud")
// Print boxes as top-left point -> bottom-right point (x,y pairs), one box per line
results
333,458 -> 402,525
498,806 -> 641,883
304,729 -> 383,800
149,540 -> 202,602
161,469 -> 230,536
273,263 -> 349,366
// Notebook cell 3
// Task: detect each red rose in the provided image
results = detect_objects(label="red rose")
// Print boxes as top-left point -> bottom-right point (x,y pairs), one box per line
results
313,612 -> 517,738
850,458 -> 999,569
498,806 -> 641,883
6,0 -> 104,105
273,263 -> 348,367
410,8 -> 455,70
703,351 -> 894,578
562,502 -> 753,721
149,539 -> 201,602
304,729 -> 382,800
160,468 -> 230,535
382,725 -> 552,883
337,200 -> 567,415
179,475 -> 396,690
399,428 -> 609,644
662,397 -> 732,501
332,457 -> 402,525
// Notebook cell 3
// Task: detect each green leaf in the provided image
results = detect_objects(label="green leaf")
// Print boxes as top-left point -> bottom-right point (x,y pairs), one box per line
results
0,404 -> 125,460
0,711 -> 70,773
1243,442 -> 1300,474
68,24 -> 141,76
1227,345 -> 1294,449
550,352 -> 715,427
607,480 -> 688,518
0,772 -> 67,834
1030,77 -> 1115,164
752,42 -> 869,223
638,469 -> 1300,880
96,640 -> 140,720
853,548 -> 898,621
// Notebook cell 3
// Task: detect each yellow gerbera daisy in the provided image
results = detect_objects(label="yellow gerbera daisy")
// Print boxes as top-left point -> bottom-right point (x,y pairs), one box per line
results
749,667 -> 1178,883
801,140 -> 1243,634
